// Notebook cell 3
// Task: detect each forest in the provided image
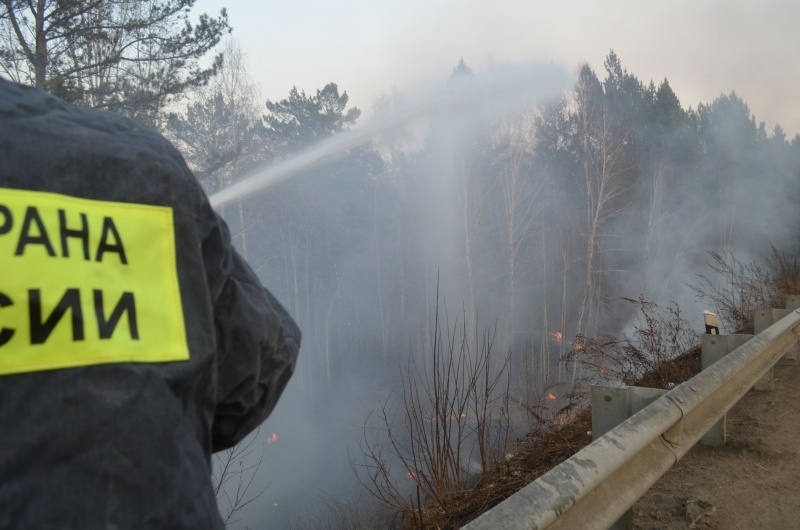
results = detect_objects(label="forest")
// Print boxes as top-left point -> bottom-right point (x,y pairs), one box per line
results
173,49 -> 800,527
3,1 -> 800,527
175,50 -> 800,396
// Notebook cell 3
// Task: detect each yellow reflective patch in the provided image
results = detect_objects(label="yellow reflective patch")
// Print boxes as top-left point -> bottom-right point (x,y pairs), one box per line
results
0,188 -> 189,375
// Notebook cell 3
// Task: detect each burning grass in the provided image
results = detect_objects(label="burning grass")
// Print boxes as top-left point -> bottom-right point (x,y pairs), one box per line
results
423,408 -> 593,529
346,249 -> 798,529
405,346 -> 701,529
348,299 -> 702,529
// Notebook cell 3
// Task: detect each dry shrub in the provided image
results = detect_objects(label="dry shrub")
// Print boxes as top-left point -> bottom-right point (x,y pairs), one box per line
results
429,408 -> 594,528
212,427 -> 269,527
352,296 -> 512,529
767,246 -> 800,301
398,296 -> 700,527
690,245 -> 800,333
561,296 -> 699,390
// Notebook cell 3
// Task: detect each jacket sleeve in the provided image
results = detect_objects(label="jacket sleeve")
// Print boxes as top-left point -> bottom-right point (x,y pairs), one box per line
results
202,207 -> 301,452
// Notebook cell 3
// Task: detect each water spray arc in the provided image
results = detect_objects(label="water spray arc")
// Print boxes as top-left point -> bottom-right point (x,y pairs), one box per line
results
208,63 -> 571,210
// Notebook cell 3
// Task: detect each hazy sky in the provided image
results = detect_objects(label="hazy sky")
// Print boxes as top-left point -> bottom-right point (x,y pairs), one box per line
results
194,0 -> 800,135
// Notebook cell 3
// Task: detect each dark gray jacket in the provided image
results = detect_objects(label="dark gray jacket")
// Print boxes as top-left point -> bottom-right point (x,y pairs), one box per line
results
0,79 -> 300,528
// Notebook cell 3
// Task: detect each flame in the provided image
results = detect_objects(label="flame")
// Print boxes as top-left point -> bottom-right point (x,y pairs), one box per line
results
547,393 -> 557,400
267,432 -> 278,444
550,331 -> 563,342
406,471 -> 415,478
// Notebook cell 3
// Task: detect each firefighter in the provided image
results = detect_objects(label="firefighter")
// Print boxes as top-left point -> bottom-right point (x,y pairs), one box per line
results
0,78 -> 300,528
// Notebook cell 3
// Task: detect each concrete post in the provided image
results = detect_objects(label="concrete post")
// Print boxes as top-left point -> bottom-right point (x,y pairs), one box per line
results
592,385 -> 667,530
786,295 -> 800,311
782,296 -> 800,360
753,308 -> 797,389
700,334 -> 752,445
785,297 -> 800,362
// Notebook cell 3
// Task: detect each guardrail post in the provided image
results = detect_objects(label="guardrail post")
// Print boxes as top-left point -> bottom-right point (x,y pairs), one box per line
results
592,385 -> 667,529
784,296 -> 800,359
763,296 -> 800,362
753,305 -> 799,389
786,295 -> 800,311
700,334 -> 752,446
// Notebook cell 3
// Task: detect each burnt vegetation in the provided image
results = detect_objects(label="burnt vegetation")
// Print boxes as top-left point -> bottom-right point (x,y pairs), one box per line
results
366,248 -> 800,529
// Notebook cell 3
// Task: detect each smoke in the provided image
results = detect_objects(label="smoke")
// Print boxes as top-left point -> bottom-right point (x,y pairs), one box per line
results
209,62 -> 570,209
212,57 -> 800,528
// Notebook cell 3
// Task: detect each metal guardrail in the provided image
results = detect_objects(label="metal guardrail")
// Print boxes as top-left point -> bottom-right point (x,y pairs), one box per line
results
463,309 -> 800,530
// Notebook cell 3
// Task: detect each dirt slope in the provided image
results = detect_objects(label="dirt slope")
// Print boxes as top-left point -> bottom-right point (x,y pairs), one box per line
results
633,357 -> 800,529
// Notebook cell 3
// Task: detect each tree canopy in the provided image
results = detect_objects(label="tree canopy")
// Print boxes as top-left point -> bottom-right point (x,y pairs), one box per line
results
166,39 -> 263,192
0,0 -> 230,126
264,83 -> 361,154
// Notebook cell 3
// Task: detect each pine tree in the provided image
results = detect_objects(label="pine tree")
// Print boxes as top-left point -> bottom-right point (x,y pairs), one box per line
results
0,0 -> 230,126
